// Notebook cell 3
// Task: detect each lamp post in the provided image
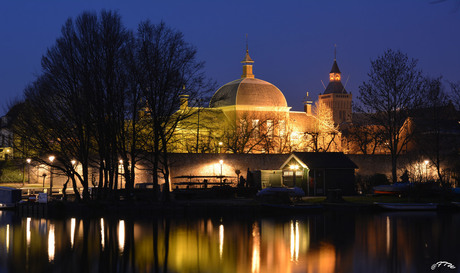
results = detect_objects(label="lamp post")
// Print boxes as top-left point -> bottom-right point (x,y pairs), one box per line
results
218,141 -> 223,153
49,156 -> 55,197
26,158 -> 31,184
219,160 -> 223,185
290,164 -> 299,187
70,160 -> 76,197
196,98 -> 202,153
119,159 -> 124,189
424,160 -> 429,182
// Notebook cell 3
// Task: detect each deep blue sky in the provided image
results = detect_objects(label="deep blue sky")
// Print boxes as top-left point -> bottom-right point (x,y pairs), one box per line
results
1,0 -> 459,115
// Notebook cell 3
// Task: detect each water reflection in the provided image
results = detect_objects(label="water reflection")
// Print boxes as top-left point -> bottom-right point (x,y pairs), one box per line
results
219,223 -> 224,260
5,224 -> 9,253
251,222 -> 260,273
26,217 -> 31,247
118,219 -> 125,253
100,218 -> 105,250
70,218 -> 76,248
0,211 -> 459,272
48,224 -> 55,262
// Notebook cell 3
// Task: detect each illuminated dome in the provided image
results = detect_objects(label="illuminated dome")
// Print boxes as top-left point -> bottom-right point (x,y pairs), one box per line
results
209,50 -> 287,108
209,78 -> 288,108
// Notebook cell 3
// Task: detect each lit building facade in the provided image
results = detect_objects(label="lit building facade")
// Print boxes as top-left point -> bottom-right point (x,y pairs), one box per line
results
173,49 -> 343,154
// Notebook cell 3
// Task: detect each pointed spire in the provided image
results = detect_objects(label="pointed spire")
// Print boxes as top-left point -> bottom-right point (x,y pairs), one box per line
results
330,45 -> 341,74
241,34 -> 254,64
330,60 -> 341,74
241,34 -> 254,78
334,44 -> 337,61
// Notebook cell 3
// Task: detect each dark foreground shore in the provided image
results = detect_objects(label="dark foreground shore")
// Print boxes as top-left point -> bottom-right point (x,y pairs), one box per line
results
12,193 -> 460,219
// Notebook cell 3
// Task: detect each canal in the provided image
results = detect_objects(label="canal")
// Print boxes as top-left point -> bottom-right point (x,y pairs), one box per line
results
0,209 -> 459,272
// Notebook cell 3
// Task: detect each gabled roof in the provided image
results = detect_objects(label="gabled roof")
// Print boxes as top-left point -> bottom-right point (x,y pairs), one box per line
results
283,152 -> 358,169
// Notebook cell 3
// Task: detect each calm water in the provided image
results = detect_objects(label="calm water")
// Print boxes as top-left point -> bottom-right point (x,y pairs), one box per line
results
0,209 -> 459,273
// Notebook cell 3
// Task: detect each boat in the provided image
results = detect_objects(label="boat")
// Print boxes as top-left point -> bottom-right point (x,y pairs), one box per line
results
0,187 -> 22,209
374,202 -> 437,210
373,183 -> 410,195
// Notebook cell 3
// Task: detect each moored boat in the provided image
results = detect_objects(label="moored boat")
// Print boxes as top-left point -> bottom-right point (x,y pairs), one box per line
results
375,202 -> 437,210
373,183 -> 410,195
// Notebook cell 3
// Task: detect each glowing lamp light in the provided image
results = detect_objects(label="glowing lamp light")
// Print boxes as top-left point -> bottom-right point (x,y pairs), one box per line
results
26,158 -> 31,164
71,160 -> 77,166
424,160 -> 429,165
49,156 -> 55,163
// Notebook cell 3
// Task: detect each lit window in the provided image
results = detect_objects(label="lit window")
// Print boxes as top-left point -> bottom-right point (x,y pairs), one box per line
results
267,120 -> 274,138
239,119 -> 248,131
279,120 -> 286,138
252,119 -> 259,138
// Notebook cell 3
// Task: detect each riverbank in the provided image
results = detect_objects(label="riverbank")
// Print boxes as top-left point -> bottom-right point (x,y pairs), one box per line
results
11,192 -> 460,219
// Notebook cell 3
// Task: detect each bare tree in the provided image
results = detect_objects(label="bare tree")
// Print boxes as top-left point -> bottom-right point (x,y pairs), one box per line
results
415,77 -> 456,186
303,101 -> 340,152
450,81 -> 460,109
221,112 -> 289,154
356,49 -> 427,183
134,21 -> 214,201
13,11 -> 135,200
344,117 -> 386,154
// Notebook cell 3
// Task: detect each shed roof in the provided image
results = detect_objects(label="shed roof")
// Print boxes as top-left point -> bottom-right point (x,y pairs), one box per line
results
285,152 -> 358,169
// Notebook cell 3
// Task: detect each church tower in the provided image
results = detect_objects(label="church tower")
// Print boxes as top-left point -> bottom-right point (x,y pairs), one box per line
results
318,51 -> 352,127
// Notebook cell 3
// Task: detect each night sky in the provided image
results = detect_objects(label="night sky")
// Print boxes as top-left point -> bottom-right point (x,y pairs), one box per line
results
1,0 -> 459,116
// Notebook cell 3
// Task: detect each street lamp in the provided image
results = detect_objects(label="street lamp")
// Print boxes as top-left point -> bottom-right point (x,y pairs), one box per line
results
26,158 -> 31,184
49,156 -> 55,197
290,165 -> 299,187
219,160 -> 223,185
424,160 -> 429,182
218,142 -> 223,153
119,160 -> 124,189
196,98 -> 202,153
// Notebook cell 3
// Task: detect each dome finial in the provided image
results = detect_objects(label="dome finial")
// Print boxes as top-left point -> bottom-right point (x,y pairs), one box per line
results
246,33 -> 248,53
241,34 -> 254,78
241,34 -> 254,64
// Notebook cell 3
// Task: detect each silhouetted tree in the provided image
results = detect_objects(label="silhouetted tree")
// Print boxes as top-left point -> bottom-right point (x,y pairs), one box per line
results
357,49 -> 427,183
14,11 -> 135,200
133,21 -> 214,201
344,116 -> 386,154
415,77 -> 457,186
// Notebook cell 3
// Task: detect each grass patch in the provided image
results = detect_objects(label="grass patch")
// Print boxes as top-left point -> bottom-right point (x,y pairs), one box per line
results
343,195 -> 403,204
301,197 -> 326,203
343,194 -> 457,204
